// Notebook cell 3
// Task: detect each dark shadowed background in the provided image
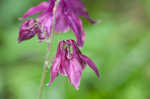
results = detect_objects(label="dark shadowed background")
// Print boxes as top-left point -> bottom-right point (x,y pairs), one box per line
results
0,0 -> 150,99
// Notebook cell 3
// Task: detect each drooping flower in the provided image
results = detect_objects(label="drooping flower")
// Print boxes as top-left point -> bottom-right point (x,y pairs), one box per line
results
18,0 -> 97,47
48,40 -> 100,89
18,1 -> 54,43
18,19 -> 41,43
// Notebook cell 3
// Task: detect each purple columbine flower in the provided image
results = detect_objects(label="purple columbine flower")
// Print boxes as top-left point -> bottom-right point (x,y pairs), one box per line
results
18,1 -> 54,43
18,0 -> 96,47
48,40 -> 100,89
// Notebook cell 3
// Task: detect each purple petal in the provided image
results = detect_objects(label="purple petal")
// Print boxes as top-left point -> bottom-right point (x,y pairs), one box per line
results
56,41 -> 64,57
48,0 -> 56,14
48,56 -> 61,85
37,12 -> 53,40
67,0 -> 97,24
59,41 -> 68,75
19,2 -> 49,20
66,12 -> 86,48
55,2 -> 69,33
80,55 -> 100,77
67,58 -> 83,90
59,64 -> 67,76
65,0 -> 85,10
69,40 -> 82,58
73,9 -> 97,24
59,58 -> 68,76
18,19 -> 40,43
49,41 -> 65,85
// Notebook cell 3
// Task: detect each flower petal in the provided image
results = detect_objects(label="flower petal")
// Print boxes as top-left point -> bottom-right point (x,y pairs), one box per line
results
66,12 -> 86,48
67,0 -> 97,24
19,2 -> 49,20
73,8 -> 97,24
59,41 -> 68,75
48,41 -> 64,85
69,40 -> 82,56
55,2 -> 69,33
67,58 -> 83,90
37,12 -> 53,40
48,56 -> 61,85
80,55 -> 100,77
48,0 -> 56,14
18,19 -> 39,43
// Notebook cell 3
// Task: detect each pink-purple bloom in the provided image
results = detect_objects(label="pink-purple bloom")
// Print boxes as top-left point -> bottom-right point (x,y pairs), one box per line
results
48,40 -> 100,89
18,0 -> 100,90
18,0 -> 96,47
18,1 -> 54,42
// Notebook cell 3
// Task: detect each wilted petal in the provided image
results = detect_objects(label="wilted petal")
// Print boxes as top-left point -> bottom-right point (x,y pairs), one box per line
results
18,19 -> 40,43
67,58 -> 83,90
19,2 -> 49,20
66,12 -> 86,47
80,54 -> 100,77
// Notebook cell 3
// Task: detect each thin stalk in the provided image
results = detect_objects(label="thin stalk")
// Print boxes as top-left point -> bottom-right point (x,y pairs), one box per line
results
37,0 -> 60,99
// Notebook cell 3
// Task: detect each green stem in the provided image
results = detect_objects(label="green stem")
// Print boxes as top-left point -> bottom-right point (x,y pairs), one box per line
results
37,0 -> 60,99
37,40 -> 53,99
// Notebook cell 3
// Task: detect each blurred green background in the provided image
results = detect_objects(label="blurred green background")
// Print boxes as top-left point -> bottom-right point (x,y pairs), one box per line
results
0,0 -> 150,99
